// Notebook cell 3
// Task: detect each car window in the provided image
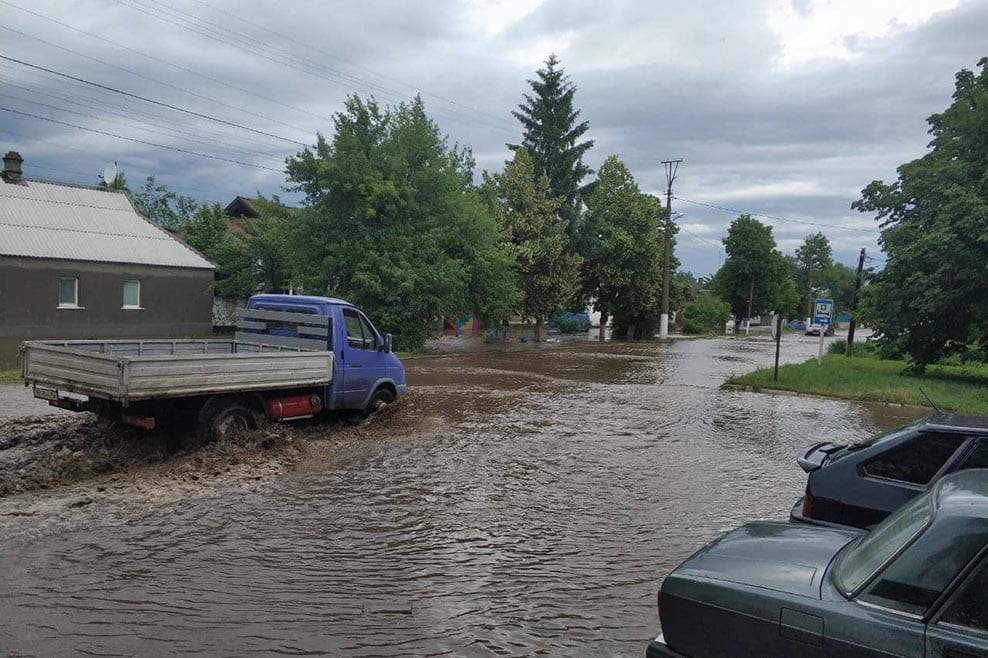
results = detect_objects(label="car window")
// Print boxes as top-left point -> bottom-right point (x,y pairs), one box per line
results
343,308 -> 372,350
858,517 -> 985,616
959,439 -> 988,469
358,313 -> 378,350
835,492 -> 931,595
939,559 -> 988,632
863,433 -> 967,485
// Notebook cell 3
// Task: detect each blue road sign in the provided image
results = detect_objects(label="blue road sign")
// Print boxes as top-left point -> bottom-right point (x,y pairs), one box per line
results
813,298 -> 834,325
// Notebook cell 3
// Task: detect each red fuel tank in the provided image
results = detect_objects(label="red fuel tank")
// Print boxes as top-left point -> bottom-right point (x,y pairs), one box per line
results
266,394 -> 323,420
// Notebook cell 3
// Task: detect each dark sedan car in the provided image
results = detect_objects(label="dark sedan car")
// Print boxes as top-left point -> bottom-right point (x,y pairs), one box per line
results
792,413 -> 988,528
647,470 -> 988,658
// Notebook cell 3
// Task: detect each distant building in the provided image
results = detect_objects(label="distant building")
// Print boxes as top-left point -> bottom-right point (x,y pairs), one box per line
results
0,151 -> 215,367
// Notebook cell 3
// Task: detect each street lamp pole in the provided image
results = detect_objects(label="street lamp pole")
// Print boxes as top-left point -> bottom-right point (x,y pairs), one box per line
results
660,159 -> 682,339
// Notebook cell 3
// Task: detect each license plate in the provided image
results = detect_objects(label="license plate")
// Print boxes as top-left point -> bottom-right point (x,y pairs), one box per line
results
33,386 -> 59,401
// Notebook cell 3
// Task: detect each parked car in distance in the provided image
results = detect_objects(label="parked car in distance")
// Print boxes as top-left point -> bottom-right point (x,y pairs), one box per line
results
792,413 -> 988,529
787,319 -> 807,331
805,322 -> 835,336
647,470 -> 988,658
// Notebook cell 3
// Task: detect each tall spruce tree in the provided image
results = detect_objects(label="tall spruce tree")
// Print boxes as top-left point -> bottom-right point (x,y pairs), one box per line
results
509,54 -> 594,243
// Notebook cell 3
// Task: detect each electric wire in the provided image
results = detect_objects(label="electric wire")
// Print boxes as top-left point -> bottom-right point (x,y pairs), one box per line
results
185,0 -> 514,130
2,88 -> 286,164
1,106 -> 284,172
0,54 -> 309,147
673,196 -> 880,234
0,0 -> 334,125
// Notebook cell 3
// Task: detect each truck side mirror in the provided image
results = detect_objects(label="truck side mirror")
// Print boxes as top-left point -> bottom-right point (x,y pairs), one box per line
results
384,333 -> 393,353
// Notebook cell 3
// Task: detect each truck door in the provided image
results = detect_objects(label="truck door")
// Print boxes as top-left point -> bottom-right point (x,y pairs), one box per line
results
339,307 -> 381,409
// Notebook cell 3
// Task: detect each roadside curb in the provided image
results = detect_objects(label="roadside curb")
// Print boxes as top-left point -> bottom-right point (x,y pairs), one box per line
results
721,384 -> 930,410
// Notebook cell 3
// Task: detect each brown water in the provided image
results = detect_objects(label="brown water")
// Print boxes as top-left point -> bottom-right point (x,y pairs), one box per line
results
0,336 -> 924,657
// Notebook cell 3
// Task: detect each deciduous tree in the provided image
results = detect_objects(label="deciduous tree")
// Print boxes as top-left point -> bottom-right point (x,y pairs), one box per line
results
484,149 -> 580,341
853,58 -> 988,371
286,95 -> 515,349
712,215 -> 794,319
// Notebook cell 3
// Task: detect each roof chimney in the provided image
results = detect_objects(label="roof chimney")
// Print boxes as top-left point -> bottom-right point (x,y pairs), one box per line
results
3,151 -> 24,183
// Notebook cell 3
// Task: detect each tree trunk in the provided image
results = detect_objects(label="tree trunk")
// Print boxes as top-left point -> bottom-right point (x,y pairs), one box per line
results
598,311 -> 608,341
534,316 -> 543,342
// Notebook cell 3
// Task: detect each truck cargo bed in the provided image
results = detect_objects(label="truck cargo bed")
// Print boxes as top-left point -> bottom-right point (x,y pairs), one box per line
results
20,339 -> 334,404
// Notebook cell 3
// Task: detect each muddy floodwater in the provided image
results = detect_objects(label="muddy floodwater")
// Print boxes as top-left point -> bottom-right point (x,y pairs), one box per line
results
0,336 -> 925,656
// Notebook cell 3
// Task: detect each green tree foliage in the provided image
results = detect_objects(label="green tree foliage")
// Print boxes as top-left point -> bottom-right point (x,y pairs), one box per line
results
579,156 -> 664,338
181,203 -> 254,299
853,58 -> 988,371
509,54 -> 594,242
794,232 -> 833,318
819,261 -> 858,314
712,215 -> 796,318
484,148 -> 580,341
682,293 -> 733,335
286,95 -> 516,350
131,175 -> 197,230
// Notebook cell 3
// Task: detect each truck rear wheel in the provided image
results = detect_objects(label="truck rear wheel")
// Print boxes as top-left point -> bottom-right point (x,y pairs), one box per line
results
190,398 -> 260,448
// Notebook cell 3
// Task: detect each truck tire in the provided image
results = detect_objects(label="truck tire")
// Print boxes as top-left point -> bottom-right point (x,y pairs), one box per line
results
342,388 -> 395,426
191,397 -> 259,448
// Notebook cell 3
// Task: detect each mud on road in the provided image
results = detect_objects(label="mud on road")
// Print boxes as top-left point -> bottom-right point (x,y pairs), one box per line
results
0,392 -> 427,542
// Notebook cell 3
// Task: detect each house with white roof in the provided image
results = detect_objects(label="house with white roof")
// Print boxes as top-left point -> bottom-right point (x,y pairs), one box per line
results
0,151 -> 215,367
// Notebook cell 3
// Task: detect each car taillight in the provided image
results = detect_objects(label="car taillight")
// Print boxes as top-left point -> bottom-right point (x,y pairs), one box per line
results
802,493 -> 814,518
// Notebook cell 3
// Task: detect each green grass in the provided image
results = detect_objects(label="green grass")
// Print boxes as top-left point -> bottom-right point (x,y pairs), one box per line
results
726,354 -> 988,415
0,369 -> 23,384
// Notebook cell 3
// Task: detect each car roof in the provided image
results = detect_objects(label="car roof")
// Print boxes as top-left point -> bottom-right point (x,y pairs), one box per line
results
248,294 -> 352,307
931,469 -> 988,523
919,412 -> 988,435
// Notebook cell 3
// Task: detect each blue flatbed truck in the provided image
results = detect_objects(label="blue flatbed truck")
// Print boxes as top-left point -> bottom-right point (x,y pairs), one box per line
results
20,295 -> 406,443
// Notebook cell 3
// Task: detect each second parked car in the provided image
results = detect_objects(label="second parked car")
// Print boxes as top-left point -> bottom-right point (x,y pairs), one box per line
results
792,413 -> 988,529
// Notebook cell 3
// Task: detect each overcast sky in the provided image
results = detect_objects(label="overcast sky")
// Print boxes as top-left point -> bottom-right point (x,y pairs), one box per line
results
2,0 -> 985,275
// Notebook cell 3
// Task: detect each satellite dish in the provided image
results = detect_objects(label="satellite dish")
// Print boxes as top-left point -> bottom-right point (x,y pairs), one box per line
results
101,161 -> 118,186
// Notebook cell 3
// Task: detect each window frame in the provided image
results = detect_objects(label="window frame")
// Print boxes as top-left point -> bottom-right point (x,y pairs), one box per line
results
57,277 -> 80,308
122,279 -> 142,310
357,311 -> 379,351
343,307 -> 368,350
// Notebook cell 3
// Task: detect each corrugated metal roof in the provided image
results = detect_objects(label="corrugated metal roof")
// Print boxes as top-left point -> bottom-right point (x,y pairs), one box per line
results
0,177 -> 214,269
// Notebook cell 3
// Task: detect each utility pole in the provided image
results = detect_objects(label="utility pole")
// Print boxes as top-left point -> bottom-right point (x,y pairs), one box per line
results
845,248 -> 866,356
660,158 -> 682,339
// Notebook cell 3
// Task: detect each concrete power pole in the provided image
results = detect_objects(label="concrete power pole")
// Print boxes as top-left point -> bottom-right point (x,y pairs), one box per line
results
660,159 -> 682,339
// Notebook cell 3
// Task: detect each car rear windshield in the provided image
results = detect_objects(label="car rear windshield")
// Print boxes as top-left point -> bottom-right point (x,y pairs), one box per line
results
829,425 -> 918,462
834,491 -> 932,595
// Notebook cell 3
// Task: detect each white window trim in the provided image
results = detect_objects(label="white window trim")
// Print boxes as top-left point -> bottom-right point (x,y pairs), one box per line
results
122,279 -> 143,310
57,277 -> 82,309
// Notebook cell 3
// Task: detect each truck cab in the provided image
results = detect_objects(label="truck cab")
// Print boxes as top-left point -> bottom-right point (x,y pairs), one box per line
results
244,294 -> 406,413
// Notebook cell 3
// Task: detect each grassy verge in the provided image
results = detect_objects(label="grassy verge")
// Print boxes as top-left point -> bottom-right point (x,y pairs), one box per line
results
726,354 -> 988,415
0,369 -> 22,385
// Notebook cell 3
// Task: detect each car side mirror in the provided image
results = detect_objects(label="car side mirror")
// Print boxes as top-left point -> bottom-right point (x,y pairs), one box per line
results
383,333 -> 393,353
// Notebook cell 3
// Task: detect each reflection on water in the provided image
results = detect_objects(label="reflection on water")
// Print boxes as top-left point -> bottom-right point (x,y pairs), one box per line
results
0,336 -> 926,656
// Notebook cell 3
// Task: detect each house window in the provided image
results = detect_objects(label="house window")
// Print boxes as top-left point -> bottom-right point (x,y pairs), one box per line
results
122,280 -> 141,309
58,277 -> 79,307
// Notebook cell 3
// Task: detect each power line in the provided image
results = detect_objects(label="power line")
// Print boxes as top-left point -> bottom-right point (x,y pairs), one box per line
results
673,196 -> 879,234
112,0 -> 516,136
0,0 -> 334,125
2,88 -> 284,163
677,225 -> 725,252
1,106 -> 284,172
0,54 -> 309,147
185,0 -> 515,131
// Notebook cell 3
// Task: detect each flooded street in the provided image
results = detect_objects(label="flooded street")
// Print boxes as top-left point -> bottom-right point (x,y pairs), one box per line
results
0,336 -> 925,657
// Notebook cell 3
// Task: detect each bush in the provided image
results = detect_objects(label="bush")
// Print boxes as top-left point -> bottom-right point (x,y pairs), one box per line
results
827,338 -> 847,355
682,295 -> 732,335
